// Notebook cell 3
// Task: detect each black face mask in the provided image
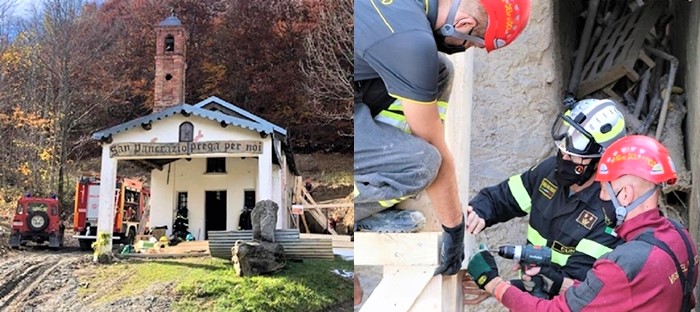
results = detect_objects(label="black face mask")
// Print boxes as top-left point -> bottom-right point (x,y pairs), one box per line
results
434,30 -> 466,54
555,152 -> 598,188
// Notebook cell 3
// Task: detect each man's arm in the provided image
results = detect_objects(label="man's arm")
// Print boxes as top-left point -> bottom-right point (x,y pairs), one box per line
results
402,98 -> 462,227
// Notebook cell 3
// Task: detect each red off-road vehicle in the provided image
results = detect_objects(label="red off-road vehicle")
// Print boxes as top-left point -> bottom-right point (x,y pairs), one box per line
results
8,194 -> 65,250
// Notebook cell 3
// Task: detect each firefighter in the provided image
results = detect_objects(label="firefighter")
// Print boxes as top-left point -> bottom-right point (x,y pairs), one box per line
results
354,0 -> 531,305
467,135 -> 698,311
463,99 -> 627,302
353,0 -> 532,305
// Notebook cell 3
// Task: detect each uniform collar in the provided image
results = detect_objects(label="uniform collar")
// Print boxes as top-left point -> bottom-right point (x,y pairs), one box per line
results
616,209 -> 666,241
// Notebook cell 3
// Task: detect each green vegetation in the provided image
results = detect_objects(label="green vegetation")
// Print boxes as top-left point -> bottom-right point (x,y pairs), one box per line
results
79,256 -> 353,312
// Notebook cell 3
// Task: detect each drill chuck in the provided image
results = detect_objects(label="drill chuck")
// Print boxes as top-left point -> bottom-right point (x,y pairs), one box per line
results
498,245 -> 522,261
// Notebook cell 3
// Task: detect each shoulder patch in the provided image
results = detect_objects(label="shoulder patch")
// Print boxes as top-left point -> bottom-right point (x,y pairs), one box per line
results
539,178 -> 557,199
576,210 -> 598,230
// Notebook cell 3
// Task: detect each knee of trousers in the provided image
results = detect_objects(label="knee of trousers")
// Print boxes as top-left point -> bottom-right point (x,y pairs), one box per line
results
405,143 -> 442,192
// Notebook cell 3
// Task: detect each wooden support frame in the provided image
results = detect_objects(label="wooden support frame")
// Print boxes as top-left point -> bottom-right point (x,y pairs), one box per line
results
356,232 -> 463,312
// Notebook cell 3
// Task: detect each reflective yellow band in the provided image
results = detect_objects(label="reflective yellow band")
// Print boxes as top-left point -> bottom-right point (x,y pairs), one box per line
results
576,238 -> 612,259
437,100 -> 448,120
508,175 -> 532,214
386,100 -> 448,120
353,183 -> 359,198
527,225 -> 570,266
375,110 -> 411,133
592,117 -> 625,143
378,195 -> 410,208
527,224 -> 547,245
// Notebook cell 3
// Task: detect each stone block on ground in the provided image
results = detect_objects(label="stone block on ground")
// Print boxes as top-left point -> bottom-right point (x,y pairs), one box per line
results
251,200 -> 278,242
231,240 -> 286,276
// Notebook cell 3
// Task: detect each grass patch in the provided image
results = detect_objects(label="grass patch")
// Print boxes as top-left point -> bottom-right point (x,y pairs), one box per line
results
175,256 -> 353,312
78,256 -> 353,312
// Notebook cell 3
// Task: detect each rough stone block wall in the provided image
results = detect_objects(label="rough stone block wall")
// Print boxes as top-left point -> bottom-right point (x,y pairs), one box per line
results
465,0 -> 560,310
674,0 -> 700,303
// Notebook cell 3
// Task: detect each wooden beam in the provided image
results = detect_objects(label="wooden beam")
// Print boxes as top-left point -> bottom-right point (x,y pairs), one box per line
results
360,266 -> 434,312
355,232 -> 440,266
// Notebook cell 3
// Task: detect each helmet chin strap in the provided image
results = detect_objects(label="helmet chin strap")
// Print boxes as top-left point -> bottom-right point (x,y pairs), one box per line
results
604,182 -> 658,227
438,0 -> 486,47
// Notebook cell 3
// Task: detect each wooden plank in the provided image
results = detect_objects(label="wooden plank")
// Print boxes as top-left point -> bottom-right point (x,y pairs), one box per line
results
355,232 -> 440,266
360,266 -> 434,312
576,1 -> 665,97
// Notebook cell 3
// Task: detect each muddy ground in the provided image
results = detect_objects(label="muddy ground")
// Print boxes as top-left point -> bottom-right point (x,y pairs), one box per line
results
0,230 -> 175,312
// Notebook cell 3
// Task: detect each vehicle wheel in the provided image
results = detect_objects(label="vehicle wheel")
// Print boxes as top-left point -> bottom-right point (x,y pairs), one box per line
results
59,224 -> 65,247
27,211 -> 49,232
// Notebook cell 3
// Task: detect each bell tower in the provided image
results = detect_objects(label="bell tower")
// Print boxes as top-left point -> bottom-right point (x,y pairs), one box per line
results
154,13 -> 188,112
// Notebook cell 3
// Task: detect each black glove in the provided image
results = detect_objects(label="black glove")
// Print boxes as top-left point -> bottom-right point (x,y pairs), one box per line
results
467,244 -> 499,289
531,266 -> 564,296
433,215 -> 465,276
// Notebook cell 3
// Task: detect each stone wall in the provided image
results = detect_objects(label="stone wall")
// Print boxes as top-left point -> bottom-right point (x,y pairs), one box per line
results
464,0 -> 560,310
673,0 -> 700,303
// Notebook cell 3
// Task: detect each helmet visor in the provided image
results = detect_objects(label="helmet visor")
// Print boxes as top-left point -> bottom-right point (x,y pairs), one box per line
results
551,113 -> 602,157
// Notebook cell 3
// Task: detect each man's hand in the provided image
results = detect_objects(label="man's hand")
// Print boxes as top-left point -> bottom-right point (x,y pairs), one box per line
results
523,266 -> 565,296
467,244 -> 499,289
433,215 -> 465,276
466,205 -> 486,234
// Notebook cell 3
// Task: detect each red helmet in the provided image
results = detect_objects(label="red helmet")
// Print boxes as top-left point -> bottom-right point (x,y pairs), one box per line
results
481,0 -> 531,52
595,135 -> 677,185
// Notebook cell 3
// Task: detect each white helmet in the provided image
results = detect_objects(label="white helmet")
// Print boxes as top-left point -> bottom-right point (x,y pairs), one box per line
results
551,99 -> 626,158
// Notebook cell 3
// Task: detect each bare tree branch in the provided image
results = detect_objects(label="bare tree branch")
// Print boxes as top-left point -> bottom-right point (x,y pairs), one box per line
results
299,0 -> 353,127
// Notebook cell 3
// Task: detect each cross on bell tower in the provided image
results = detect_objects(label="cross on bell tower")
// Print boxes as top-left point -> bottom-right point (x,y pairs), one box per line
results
154,13 -> 188,112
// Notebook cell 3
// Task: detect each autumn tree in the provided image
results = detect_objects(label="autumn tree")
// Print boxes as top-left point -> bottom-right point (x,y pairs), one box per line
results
13,0 -> 121,201
300,0 -> 353,135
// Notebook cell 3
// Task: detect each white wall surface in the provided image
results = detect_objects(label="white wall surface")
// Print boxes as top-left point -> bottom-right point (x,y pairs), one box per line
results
102,113 -> 291,238
149,157 -> 258,239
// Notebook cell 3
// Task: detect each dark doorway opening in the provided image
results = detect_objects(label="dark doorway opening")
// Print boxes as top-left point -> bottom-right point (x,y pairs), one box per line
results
205,190 -> 227,239
239,190 -> 256,230
244,190 -> 256,210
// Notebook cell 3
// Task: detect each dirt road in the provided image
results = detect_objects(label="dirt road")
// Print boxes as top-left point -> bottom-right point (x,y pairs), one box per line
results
0,245 -> 173,312
0,249 -> 85,312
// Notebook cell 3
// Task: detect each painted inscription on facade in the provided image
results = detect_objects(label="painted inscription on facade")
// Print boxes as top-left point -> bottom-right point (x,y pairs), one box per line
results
110,141 -> 263,157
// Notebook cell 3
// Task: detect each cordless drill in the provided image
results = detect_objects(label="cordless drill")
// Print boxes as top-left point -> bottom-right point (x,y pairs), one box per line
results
498,245 -> 552,299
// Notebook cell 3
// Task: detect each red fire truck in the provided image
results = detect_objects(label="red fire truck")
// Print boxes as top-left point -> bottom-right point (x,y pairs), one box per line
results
73,176 -> 150,250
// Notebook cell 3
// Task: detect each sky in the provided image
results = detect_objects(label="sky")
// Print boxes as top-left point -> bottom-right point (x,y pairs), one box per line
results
13,0 -> 35,15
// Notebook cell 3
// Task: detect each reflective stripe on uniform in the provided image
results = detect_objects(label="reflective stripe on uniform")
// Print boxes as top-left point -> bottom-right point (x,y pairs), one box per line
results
353,183 -> 359,198
527,225 -> 570,266
576,238 -> 613,259
508,175 -> 532,214
378,195 -> 411,207
375,110 -> 411,133
375,100 -> 448,132
528,225 -> 613,267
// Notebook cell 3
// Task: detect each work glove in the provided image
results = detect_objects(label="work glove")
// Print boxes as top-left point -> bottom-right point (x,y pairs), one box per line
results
467,243 -> 499,289
524,266 -> 565,296
433,215 -> 465,276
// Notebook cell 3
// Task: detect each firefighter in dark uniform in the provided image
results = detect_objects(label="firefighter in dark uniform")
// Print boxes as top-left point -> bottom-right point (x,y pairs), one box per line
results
464,98 -> 627,299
